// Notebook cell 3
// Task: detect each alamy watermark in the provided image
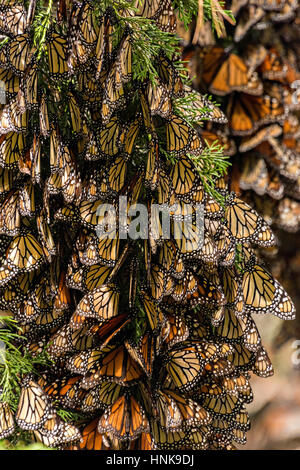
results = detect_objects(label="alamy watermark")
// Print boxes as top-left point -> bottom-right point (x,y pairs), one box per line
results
291,340 -> 300,367
0,80 -> 6,105
95,197 -> 205,251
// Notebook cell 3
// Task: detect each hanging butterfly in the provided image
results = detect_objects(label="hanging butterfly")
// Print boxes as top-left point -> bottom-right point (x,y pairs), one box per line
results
98,394 -> 150,442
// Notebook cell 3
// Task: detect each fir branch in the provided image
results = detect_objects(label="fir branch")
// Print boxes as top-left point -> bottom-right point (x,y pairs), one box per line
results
0,318 -> 52,409
174,91 -> 222,127
0,36 -> 9,48
33,0 -> 54,60
124,19 -> 180,83
56,408 -> 85,424
188,139 -> 230,205
172,0 -> 199,29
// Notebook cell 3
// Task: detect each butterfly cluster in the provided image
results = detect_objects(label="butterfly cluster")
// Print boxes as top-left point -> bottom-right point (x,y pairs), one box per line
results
0,0 -> 296,451
184,0 -> 300,234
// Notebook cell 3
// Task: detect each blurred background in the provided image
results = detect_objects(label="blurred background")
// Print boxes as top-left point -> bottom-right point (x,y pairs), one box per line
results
241,232 -> 300,450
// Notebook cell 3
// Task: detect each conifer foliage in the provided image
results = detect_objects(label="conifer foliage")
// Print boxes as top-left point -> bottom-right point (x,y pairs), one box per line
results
0,0 -> 296,450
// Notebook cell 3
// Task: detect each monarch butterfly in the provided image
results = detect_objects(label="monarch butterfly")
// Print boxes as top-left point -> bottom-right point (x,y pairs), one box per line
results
36,214 -> 56,258
6,34 -> 32,76
234,5 -> 265,43
0,99 -> 28,133
21,64 -> 38,110
38,94 -> 50,137
78,200 -> 107,229
66,348 -> 103,376
141,291 -> 165,333
0,167 -> 14,194
185,427 -> 210,450
152,389 -> 183,431
172,216 -> 203,259
72,345 -> 116,377
252,347 -> 273,377
97,116 -> 121,158
165,344 -> 205,391
119,118 -> 140,159
0,4 -> 27,36
0,68 -> 20,99
98,395 -> 150,441
82,381 -> 122,412
137,0 -> 164,18
18,180 -> 35,217
47,31 -> 68,76
219,375 -> 252,402
271,0 -> 298,22
162,389 -> 211,427
95,13 -> 114,78
101,70 -> 125,124
71,284 -> 119,328
158,240 -> 185,280
198,386 -> 240,418
80,230 -> 120,268
17,276 -> 52,323
258,48 -> 288,80
227,343 -> 255,371
67,263 -> 111,292
33,415 -> 81,448
227,91 -> 286,137
241,258 -> 296,319
221,267 -> 243,306
145,139 -> 159,190
203,356 -> 234,377
258,139 -> 300,181
101,33 -> 132,123
100,156 -> 127,197
150,419 -> 186,450
157,53 -> 184,98
43,376 -> 86,409
166,114 -> 203,156
76,1 -> 99,47
169,155 -> 201,202
225,195 -> 276,247
242,43 -> 267,75
157,168 -> 172,205
47,324 -> 94,358
216,306 -> 247,344
162,314 -> 189,349
243,319 -> 262,352
68,92 -> 83,135
125,333 -> 156,378
0,402 -> 14,439
146,78 -> 172,119
139,0 -> 177,33
6,230 -> 46,272
198,232 -> 219,264
81,345 -> 143,389
88,313 -> 130,350
79,418 -> 110,450
16,376 -> 53,431
0,190 -> 21,236
201,47 -> 263,96
240,155 -> 284,200
149,264 -> 173,303
129,432 -> 154,450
